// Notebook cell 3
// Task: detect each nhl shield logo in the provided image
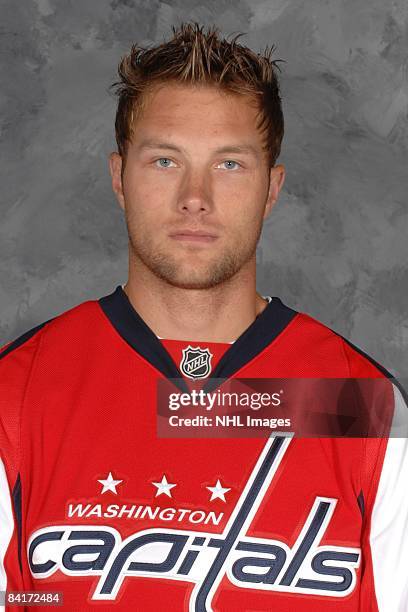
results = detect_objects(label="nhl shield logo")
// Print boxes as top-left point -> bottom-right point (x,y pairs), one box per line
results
180,346 -> 213,379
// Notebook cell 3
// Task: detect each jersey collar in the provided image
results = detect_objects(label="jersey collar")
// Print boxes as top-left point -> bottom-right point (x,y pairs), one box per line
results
98,285 -> 298,391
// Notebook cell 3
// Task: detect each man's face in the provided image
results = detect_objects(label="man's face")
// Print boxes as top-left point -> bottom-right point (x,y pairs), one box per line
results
110,83 -> 285,289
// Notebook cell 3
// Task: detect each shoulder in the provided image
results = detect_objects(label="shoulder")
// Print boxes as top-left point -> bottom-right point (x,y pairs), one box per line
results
282,304 -> 407,436
278,299 -> 392,379
0,297 -> 101,371
0,297 -> 103,477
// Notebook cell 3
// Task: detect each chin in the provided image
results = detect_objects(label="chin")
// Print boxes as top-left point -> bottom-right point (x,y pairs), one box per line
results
135,246 -> 244,289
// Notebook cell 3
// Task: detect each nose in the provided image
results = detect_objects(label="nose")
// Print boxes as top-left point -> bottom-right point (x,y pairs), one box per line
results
176,168 -> 213,215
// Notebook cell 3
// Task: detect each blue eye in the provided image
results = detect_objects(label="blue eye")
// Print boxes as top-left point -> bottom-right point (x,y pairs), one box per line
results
221,160 -> 240,170
155,158 -> 174,168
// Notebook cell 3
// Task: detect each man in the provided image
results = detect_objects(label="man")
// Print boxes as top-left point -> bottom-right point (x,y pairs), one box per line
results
0,22 -> 407,611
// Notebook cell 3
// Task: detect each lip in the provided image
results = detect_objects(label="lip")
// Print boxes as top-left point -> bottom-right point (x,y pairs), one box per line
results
169,230 -> 218,243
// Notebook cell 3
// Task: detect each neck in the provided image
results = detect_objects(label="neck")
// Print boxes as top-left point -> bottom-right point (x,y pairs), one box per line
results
123,258 -> 269,343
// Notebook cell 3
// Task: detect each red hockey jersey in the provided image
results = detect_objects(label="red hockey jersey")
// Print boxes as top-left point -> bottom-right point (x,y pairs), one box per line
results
0,285 -> 407,611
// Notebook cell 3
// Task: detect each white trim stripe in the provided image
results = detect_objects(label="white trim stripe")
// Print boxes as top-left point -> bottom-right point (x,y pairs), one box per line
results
370,384 -> 408,611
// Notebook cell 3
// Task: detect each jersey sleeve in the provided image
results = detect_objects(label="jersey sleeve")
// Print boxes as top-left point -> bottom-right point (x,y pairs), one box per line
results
340,338 -> 408,609
0,331 -> 43,610
368,383 -> 408,611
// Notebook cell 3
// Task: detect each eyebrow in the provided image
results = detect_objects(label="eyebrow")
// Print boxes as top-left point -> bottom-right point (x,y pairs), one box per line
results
136,139 -> 259,158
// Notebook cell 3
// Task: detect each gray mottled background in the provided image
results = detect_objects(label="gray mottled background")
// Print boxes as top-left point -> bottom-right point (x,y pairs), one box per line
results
0,0 -> 407,376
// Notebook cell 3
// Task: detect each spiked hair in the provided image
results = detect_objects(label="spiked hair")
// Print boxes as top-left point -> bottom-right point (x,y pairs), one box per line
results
111,22 -> 285,168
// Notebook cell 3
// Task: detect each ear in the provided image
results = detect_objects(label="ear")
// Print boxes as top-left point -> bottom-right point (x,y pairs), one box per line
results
263,164 -> 286,220
109,152 -> 125,211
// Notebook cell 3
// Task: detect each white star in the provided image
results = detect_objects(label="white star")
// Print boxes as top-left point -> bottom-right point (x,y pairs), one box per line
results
152,475 -> 177,498
206,479 -> 231,502
97,472 -> 123,495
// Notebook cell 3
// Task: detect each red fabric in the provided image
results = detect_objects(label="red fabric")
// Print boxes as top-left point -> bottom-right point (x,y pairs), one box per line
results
0,299 -> 392,611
